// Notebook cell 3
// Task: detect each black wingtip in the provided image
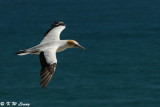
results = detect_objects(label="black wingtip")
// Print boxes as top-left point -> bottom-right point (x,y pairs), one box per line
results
52,21 -> 65,27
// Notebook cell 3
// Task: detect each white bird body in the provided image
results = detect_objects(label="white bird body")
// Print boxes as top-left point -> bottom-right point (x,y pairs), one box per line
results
25,40 -> 68,54
16,21 -> 85,88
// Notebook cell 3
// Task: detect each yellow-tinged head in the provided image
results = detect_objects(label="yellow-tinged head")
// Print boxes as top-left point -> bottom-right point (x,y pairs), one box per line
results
67,40 -> 85,49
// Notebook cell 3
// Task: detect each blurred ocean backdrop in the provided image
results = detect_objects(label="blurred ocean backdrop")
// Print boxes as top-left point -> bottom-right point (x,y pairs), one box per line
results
1,0 -> 160,107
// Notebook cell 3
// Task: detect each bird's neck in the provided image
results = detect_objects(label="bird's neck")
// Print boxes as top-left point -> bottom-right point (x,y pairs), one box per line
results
56,40 -> 69,52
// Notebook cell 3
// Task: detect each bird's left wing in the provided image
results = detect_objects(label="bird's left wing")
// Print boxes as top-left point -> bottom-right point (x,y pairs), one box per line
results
39,48 -> 58,88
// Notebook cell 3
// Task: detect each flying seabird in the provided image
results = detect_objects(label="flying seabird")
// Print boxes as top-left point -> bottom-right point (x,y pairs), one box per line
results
16,21 -> 85,88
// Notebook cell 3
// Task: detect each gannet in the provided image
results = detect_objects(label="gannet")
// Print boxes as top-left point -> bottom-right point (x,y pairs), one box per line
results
16,21 -> 85,88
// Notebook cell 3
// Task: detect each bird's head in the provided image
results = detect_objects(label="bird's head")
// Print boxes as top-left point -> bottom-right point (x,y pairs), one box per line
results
67,40 -> 85,50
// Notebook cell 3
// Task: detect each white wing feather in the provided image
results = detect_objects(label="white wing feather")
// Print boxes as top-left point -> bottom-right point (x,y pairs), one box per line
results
43,48 -> 57,64
40,26 -> 65,44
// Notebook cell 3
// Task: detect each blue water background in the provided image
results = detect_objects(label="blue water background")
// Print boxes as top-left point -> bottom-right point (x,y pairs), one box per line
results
1,0 -> 160,107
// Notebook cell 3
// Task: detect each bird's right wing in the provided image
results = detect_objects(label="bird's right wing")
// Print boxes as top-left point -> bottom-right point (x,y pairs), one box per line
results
40,21 -> 65,44
39,48 -> 58,88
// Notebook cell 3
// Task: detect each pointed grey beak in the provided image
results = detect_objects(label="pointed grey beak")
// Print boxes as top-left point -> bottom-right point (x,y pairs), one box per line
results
75,44 -> 85,50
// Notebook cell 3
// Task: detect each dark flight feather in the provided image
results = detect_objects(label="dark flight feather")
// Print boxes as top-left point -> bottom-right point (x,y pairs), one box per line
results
39,52 -> 57,88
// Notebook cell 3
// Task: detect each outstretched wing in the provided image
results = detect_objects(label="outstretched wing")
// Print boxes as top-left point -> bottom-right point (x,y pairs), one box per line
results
39,48 -> 57,88
40,21 -> 65,44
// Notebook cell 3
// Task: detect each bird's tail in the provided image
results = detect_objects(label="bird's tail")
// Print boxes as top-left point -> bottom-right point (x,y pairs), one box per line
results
16,50 -> 29,56
16,49 -> 40,56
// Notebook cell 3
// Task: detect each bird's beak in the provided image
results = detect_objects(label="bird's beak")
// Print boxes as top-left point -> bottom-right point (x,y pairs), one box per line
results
75,44 -> 85,50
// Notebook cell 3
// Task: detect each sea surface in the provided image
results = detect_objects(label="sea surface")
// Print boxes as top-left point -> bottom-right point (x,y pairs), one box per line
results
1,0 -> 160,107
